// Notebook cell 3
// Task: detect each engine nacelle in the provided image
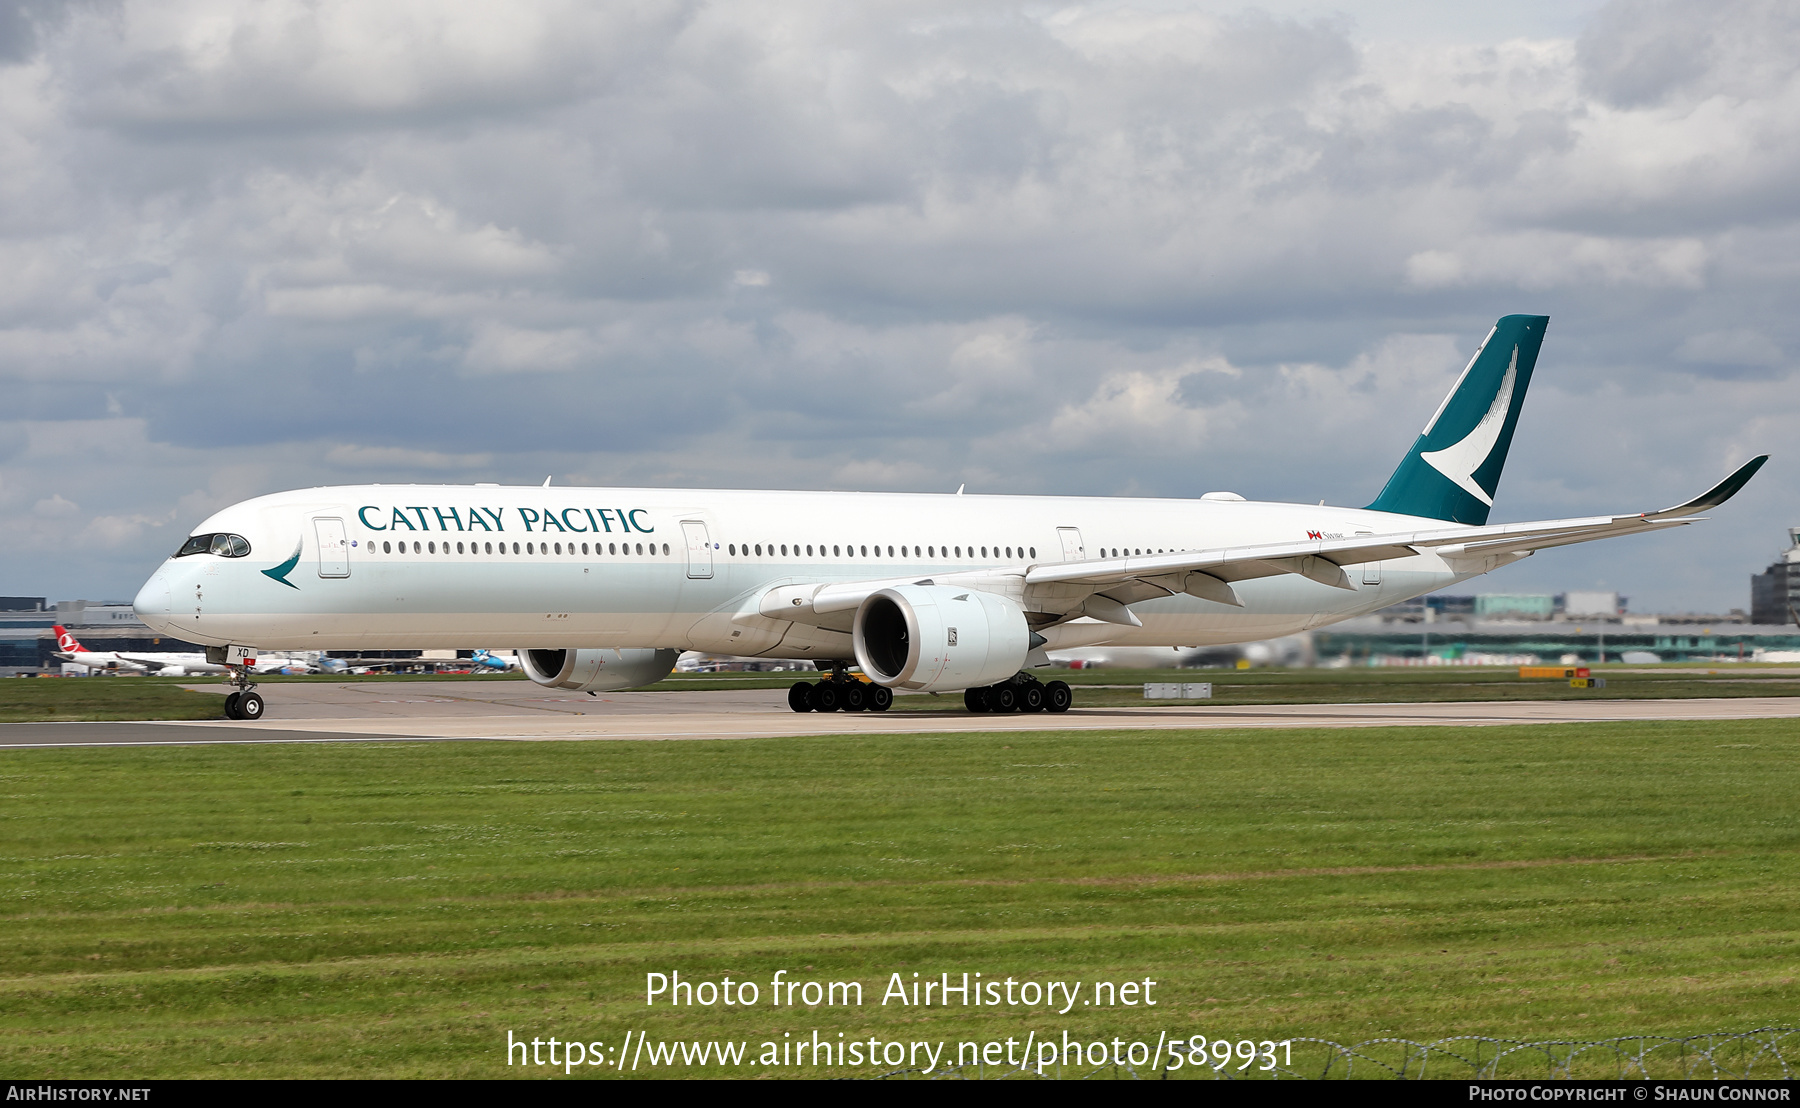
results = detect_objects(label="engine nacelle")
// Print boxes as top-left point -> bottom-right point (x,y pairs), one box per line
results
521,647 -> 680,692
853,585 -> 1029,691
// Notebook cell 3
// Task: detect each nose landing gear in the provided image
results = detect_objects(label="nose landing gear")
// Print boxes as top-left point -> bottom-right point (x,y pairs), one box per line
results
222,664 -> 266,721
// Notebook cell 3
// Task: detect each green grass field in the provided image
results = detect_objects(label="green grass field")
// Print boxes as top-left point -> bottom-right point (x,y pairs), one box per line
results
892,666 -> 1800,709
0,679 -> 222,723
1,719 -> 1795,1078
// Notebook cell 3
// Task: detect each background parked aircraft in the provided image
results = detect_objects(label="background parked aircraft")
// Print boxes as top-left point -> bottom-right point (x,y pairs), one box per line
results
470,650 -> 520,672
53,628 -> 320,676
51,626 -> 150,674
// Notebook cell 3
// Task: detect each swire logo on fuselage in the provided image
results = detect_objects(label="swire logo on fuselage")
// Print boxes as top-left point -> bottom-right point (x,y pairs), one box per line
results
355,506 -> 656,535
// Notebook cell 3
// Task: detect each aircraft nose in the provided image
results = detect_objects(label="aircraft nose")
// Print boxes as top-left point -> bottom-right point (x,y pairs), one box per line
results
133,567 -> 175,636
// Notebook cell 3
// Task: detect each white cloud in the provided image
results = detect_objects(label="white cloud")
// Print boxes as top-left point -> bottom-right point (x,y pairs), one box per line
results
322,444 -> 496,471
1674,329 -> 1785,368
31,493 -> 78,517
0,0 -> 1797,611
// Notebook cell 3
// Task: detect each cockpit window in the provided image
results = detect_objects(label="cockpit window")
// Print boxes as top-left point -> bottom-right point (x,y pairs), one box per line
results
176,533 -> 252,558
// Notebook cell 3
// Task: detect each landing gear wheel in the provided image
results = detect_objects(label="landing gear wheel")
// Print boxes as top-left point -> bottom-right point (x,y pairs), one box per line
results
964,687 -> 989,713
868,685 -> 893,712
223,691 -> 243,720
842,682 -> 868,712
1019,683 -> 1046,713
809,682 -> 841,713
236,691 -> 265,721
988,684 -> 1018,713
788,682 -> 815,713
1045,680 -> 1073,713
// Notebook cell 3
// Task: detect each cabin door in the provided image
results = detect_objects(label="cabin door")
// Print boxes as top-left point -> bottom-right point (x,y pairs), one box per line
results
681,520 -> 714,579
314,518 -> 350,578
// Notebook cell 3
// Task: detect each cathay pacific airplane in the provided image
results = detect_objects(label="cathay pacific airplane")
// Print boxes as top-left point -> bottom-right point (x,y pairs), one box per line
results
132,315 -> 1765,722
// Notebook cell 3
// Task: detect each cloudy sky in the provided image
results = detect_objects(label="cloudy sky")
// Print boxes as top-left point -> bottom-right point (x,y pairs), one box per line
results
1,0 -> 1795,613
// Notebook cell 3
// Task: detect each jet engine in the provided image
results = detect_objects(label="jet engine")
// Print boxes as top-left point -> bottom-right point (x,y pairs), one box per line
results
521,647 -> 680,693
853,585 -> 1029,691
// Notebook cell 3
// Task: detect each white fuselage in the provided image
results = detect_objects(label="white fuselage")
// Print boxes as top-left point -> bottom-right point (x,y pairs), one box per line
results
56,649 -> 149,673
132,484 -> 1481,661
125,651 -> 229,673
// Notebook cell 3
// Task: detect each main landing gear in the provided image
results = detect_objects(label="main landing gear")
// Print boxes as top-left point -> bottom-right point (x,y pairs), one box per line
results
964,673 -> 1072,714
788,665 -> 894,713
222,664 -> 265,721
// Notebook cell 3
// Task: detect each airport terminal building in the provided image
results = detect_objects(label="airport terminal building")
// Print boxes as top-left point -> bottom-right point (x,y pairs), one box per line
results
0,597 -> 440,676
0,597 -> 206,676
1751,527 -> 1800,627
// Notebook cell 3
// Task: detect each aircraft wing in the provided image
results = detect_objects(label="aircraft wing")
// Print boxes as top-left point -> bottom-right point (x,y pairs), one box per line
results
750,456 -> 1766,631
318,656 -> 410,672
113,653 -> 186,672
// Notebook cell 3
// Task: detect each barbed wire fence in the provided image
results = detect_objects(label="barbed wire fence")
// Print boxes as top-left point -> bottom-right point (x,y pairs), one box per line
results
878,1026 -> 1798,1080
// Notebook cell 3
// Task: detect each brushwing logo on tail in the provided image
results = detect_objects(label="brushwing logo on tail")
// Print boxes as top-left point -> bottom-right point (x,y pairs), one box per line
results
1419,346 -> 1518,507
262,539 -> 303,590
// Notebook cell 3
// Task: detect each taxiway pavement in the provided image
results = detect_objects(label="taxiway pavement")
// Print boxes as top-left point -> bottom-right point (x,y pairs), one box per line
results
2,679 -> 1798,747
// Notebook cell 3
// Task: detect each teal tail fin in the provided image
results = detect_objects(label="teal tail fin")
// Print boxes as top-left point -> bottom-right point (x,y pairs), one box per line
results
1366,314 -> 1549,525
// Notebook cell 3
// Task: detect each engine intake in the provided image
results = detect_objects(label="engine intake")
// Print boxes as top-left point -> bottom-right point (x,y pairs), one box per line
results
521,647 -> 680,692
853,585 -> 1029,691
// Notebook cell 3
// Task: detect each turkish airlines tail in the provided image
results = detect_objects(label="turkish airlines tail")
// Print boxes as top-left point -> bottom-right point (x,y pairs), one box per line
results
52,625 -> 85,653
1366,314 -> 1549,525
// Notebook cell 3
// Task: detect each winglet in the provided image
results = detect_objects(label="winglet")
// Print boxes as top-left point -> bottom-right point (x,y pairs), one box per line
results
1646,455 -> 1768,520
